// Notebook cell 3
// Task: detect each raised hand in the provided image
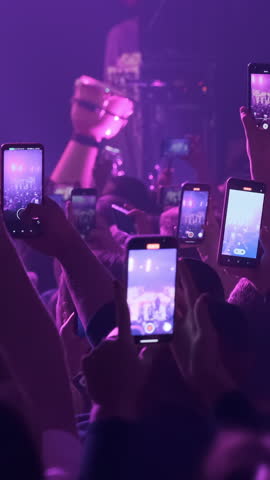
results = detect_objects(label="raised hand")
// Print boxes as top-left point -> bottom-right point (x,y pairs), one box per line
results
171,260 -> 234,407
82,282 -> 141,421
59,312 -> 90,380
71,76 -> 134,142
171,259 -> 201,378
197,203 -> 238,298
240,106 -> 270,183
21,196 -> 78,258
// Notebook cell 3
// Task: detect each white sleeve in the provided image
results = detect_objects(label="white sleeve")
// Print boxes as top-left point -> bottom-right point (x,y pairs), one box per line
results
43,430 -> 82,480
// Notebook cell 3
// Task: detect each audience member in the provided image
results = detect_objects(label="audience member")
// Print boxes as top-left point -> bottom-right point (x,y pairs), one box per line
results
2,74 -> 270,480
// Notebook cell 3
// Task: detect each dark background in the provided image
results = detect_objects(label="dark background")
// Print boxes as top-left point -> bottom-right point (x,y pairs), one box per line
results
0,0 -> 269,178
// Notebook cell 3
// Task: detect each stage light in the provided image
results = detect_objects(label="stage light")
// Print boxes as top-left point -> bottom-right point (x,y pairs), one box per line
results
105,129 -> 112,137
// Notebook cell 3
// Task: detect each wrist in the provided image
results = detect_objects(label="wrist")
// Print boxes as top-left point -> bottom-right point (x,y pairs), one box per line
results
72,132 -> 101,147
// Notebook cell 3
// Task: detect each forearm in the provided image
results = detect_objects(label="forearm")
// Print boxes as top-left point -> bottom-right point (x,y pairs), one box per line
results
57,230 -> 114,331
50,139 -> 98,188
0,232 -> 76,435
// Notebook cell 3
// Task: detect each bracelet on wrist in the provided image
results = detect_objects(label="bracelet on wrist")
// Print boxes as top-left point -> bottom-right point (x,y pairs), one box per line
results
72,133 -> 102,148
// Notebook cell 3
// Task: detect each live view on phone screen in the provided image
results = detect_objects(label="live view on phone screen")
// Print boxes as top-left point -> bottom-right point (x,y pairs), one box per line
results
221,189 -> 264,259
251,73 -> 270,130
127,247 -> 177,340
72,195 -> 96,237
3,145 -> 43,236
178,189 -> 209,242
163,188 -> 181,208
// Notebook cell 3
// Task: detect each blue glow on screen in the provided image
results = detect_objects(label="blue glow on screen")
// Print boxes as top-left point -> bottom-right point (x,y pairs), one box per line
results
222,189 -> 264,259
127,248 -> 177,337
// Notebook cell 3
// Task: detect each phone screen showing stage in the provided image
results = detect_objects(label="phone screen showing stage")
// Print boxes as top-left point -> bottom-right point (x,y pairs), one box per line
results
127,247 -> 177,338
3,146 -> 43,236
72,195 -> 96,237
162,187 -> 181,208
221,189 -> 264,259
162,138 -> 190,157
178,189 -> 209,242
251,73 -> 270,130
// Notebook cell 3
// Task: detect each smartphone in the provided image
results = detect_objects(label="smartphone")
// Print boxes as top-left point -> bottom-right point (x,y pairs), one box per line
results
159,186 -> 181,210
111,204 -> 136,234
71,188 -> 97,238
218,178 -> 266,268
1,143 -> 44,237
248,63 -> 270,130
177,183 -> 210,244
126,236 -> 178,344
161,138 -> 190,157
54,184 -> 74,201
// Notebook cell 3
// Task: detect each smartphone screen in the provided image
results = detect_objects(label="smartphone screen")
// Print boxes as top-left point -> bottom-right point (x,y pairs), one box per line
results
160,186 -> 181,209
249,64 -> 270,130
177,185 -> 210,243
219,182 -> 265,267
2,144 -> 43,237
127,240 -> 177,343
162,138 -> 190,157
72,190 -> 96,238
250,73 -> 270,130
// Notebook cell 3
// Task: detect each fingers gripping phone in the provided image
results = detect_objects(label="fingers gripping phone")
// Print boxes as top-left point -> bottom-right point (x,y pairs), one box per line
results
218,178 -> 266,268
126,236 -> 178,344
248,63 -> 270,130
71,188 -> 97,238
177,183 -> 210,244
1,143 -> 44,237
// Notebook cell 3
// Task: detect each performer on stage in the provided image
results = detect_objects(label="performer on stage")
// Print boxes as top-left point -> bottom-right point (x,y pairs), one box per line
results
104,0 -> 140,77
104,0 -> 142,178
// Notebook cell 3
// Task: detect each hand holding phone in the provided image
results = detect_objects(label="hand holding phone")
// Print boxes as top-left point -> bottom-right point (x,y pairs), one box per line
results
218,178 -> 266,268
177,183 -> 210,244
1,143 -> 44,237
126,236 -> 178,344
249,63 -> 270,131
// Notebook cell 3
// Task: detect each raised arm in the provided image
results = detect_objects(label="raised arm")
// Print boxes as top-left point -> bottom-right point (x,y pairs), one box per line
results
23,198 -> 115,342
0,216 -> 75,437
51,75 -> 133,188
